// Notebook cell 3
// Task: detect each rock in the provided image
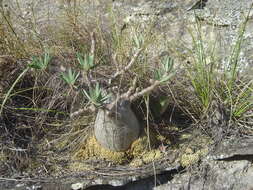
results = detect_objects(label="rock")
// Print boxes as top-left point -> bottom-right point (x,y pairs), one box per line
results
155,138 -> 253,190
209,137 -> 253,160
71,182 -> 84,190
155,159 -> 253,190
25,185 -> 42,190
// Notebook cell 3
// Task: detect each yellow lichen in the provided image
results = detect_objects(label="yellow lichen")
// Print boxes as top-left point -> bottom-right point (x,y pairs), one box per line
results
142,149 -> 162,164
180,148 -> 208,167
129,158 -> 144,167
72,128 -> 163,166
130,149 -> 163,167
130,136 -> 149,158
156,134 -> 171,145
73,136 -> 127,164
185,147 -> 194,154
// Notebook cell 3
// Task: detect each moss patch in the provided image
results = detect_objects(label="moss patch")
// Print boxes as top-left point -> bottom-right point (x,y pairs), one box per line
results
178,132 -> 211,167
180,148 -> 208,167
72,128 -> 164,166
73,136 -> 127,164
130,149 -> 162,167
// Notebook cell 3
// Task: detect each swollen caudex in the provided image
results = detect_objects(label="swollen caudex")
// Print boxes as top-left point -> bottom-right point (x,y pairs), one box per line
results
94,100 -> 140,151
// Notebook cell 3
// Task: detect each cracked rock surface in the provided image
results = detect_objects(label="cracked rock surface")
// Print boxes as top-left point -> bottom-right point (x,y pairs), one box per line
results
155,138 -> 253,190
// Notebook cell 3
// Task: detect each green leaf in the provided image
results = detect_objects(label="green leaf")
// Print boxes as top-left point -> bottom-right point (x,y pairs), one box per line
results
28,52 -> 51,70
77,53 -> 95,71
154,70 -> 162,81
82,83 -> 110,107
133,34 -> 144,49
83,89 -> 91,100
153,55 -> 175,83
162,56 -> 174,73
61,68 -> 79,86
160,73 -> 174,83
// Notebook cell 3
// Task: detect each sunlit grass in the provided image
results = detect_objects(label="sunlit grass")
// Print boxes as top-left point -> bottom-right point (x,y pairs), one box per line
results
185,5 -> 253,125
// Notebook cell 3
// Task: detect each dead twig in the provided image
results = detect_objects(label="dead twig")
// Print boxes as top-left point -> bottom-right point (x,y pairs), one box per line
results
90,31 -> 96,57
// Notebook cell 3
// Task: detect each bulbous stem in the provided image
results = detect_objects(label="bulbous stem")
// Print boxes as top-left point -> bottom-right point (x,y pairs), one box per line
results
94,102 -> 140,151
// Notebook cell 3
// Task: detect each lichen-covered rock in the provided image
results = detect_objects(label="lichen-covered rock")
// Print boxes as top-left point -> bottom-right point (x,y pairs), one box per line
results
94,101 -> 140,151
155,138 -> 253,190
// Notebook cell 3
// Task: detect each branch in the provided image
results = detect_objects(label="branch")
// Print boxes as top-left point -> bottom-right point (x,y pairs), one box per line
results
125,76 -> 138,98
85,31 -> 96,88
70,105 -> 95,118
109,48 -> 143,83
106,77 -> 137,110
129,80 -> 161,102
106,79 -> 161,112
